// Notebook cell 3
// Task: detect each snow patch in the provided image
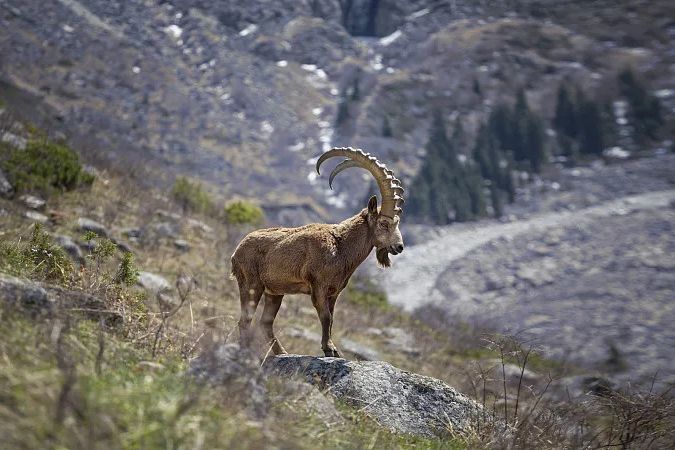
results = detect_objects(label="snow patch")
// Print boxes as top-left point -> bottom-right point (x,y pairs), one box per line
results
371,54 -> 384,71
276,60 -> 288,67
654,89 -> 674,99
603,146 -> 631,160
260,121 -> 274,136
408,8 -> 430,20
164,24 -> 183,39
379,29 -> 402,46
239,24 -> 258,37
288,142 -> 305,152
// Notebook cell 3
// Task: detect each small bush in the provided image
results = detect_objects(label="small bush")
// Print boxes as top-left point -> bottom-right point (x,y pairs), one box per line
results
115,252 -> 139,286
224,200 -> 264,226
0,225 -> 72,282
172,176 -> 214,214
27,224 -> 73,282
0,139 -> 94,194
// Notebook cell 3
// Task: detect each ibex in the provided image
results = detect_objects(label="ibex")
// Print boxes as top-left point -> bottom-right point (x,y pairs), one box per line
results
231,147 -> 405,357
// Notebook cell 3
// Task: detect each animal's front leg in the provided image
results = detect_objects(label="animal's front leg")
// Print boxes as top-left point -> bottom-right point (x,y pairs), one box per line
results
311,290 -> 341,358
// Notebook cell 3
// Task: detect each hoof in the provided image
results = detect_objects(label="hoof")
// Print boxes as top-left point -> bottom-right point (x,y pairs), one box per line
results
323,348 -> 342,358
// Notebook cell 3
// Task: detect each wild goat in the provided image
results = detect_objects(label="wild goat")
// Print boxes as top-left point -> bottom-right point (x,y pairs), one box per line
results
231,147 -> 405,357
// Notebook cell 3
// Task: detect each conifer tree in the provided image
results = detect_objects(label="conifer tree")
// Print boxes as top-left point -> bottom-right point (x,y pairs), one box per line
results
382,116 -> 393,137
410,111 -> 487,224
618,69 -> 663,142
577,98 -> 604,154
554,84 -> 577,139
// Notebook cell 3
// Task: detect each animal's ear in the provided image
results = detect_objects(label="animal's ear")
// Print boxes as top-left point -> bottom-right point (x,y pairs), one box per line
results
367,195 -> 378,215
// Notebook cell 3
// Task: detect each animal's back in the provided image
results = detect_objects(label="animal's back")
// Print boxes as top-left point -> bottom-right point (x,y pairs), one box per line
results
230,223 -> 334,283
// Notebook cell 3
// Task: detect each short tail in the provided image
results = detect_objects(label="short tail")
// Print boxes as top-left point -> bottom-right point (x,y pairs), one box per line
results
229,255 -> 240,281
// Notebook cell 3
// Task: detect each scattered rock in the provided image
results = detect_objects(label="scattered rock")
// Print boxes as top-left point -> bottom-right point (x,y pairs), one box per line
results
264,355 -> 485,437
0,274 -> 51,312
53,234 -> 85,264
0,169 -> 13,197
151,221 -> 177,237
119,227 -> 142,238
173,239 -> 190,251
47,209 -> 68,225
138,271 -> 171,293
364,327 -> 384,336
1,131 -> 27,149
156,209 -> 182,221
382,327 -> 420,356
189,343 -> 268,418
0,274 -> 121,323
515,263 -> 555,287
110,237 -> 133,253
77,217 -> 109,237
341,338 -> 381,361
186,218 -> 213,234
23,210 -> 49,224
550,375 -> 616,401
487,360 -> 539,384
19,194 -> 46,210
287,327 -> 320,341
484,274 -> 508,292
136,361 -> 165,372
157,292 -> 178,311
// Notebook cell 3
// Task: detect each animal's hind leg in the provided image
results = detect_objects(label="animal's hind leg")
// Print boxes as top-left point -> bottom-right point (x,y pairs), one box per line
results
260,293 -> 287,355
237,280 -> 263,347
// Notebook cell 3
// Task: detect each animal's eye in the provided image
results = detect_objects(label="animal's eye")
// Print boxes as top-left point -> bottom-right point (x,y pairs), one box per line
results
378,221 -> 389,229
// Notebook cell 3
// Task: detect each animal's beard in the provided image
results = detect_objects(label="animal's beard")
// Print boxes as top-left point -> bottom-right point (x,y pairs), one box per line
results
376,247 -> 391,268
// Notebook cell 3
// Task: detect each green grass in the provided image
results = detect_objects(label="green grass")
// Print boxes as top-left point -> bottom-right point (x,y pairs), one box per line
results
0,310 -> 465,450
343,276 -> 391,311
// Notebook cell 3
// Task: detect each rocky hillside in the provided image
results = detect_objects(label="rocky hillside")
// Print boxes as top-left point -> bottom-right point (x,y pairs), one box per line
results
1,88 -> 675,447
1,0 -> 673,221
376,153 -> 675,390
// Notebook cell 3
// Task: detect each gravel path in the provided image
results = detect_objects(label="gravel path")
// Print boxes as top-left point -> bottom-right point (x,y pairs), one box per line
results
376,189 -> 675,311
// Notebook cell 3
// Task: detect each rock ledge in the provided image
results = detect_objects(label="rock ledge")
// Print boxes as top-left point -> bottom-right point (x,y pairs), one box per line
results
264,354 -> 484,437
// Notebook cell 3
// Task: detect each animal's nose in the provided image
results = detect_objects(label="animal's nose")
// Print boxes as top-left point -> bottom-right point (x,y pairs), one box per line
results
395,244 -> 404,253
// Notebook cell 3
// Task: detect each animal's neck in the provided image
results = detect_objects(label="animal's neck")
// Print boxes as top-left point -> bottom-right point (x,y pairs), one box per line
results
333,211 -> 374,275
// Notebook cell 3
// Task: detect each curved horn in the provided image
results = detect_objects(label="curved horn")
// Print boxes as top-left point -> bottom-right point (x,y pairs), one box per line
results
328,159 -> 361,189
316,147 -> 404,218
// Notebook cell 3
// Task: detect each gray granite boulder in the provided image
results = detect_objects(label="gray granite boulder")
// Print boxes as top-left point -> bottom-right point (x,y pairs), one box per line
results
53,234 -> 85,264
138,271 -> 171,293
77,217 -> 109,237
0,274 -> 121,324
19,194 -> 46,210
263,354 -> 485,437
0,169 -> 13,197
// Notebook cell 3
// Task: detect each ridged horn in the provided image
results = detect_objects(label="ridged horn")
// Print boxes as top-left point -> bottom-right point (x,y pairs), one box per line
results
328,159 -> 360,189
315,147 -> 404,218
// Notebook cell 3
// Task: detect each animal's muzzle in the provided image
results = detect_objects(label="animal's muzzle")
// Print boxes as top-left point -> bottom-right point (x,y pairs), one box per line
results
389,244 -> 404,255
